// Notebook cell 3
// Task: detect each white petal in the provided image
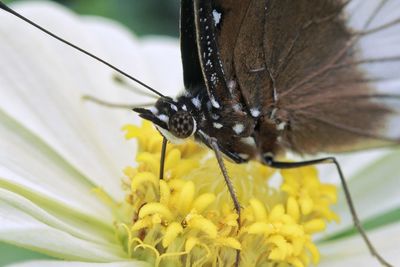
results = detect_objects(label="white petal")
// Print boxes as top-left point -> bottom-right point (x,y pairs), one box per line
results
316,149 -> 390,184
140,37 -> 183,96
347,0 -> 400,33
82,18 -> 183,97
323,150 -> 400,235
319,222 -> 400,266
6,261 -> 148,267
345,0 -> 400,140
0,189 -> 126,261
0,108 -> 113,223
79,18 -> 182,166
347,0 -> 400,67
0,2 -> 181,200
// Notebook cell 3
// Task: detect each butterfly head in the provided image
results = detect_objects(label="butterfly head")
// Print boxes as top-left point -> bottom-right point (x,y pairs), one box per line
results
133,97 -> 197,143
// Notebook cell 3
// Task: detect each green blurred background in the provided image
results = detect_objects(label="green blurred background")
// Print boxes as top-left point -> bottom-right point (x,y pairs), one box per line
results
4,0 -> 180,37
0,0 -> 179,265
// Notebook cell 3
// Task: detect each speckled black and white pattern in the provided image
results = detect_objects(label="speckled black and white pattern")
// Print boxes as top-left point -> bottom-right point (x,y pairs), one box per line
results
169,110 -> 196,138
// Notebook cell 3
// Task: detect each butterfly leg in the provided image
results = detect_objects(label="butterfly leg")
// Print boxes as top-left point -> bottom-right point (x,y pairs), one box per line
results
263,156 -> 393,267
209,138 -> 242,267
159,137 -> 168,180
209,139 -> 242,222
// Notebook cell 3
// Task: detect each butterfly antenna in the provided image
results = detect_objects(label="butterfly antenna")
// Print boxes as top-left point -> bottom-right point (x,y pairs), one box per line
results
0,1 -> 166,98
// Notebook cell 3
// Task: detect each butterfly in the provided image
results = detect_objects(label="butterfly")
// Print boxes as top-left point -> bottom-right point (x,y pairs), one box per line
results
133,2 -> 400,266
0,0 -> 398,266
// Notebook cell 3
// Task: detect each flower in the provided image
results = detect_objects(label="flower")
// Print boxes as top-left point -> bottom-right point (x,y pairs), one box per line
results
0,2 -> 399,267
119,121 -> 337,267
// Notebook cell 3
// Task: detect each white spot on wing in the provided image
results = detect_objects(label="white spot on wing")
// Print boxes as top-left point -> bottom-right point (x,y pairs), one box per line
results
170,104 -> 178,111
191,97 -> 201,109
233,104 -> 241,112
210,73 -> 218,85
213,9 -> 222,26
210,97 -> 220,109
250,108 -> 260,117
233,124 -> 245,135
227,80 -> 236,94
213,122 -> 223,129
276,122 -> 287,131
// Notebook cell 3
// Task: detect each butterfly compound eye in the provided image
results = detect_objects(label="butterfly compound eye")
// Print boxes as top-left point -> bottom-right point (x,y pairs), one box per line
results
168,111 -> 195,139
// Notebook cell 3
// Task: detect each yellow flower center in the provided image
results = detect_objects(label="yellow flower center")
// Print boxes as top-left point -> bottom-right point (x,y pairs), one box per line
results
115,121 -> 338,267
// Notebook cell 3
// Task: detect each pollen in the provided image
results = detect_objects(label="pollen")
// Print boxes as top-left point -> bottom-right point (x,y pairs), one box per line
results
116,121 -> 338,266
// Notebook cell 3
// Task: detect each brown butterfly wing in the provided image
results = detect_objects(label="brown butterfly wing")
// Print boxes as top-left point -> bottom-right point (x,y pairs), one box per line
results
183,0 -> 257,143
229,0 -> 400,155
181,0 -> 205,90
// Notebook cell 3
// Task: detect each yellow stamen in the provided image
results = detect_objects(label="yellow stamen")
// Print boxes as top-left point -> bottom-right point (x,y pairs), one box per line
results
192,193 -> 216,213
138,203 -> 173,221
113,121 -> 339,266
185,214 -> 218,238
163,222 -> 183,248
130,172 -> 158,192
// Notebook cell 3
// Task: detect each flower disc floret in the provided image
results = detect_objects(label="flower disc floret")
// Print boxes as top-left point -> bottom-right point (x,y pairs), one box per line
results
116,121 -> 338,267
